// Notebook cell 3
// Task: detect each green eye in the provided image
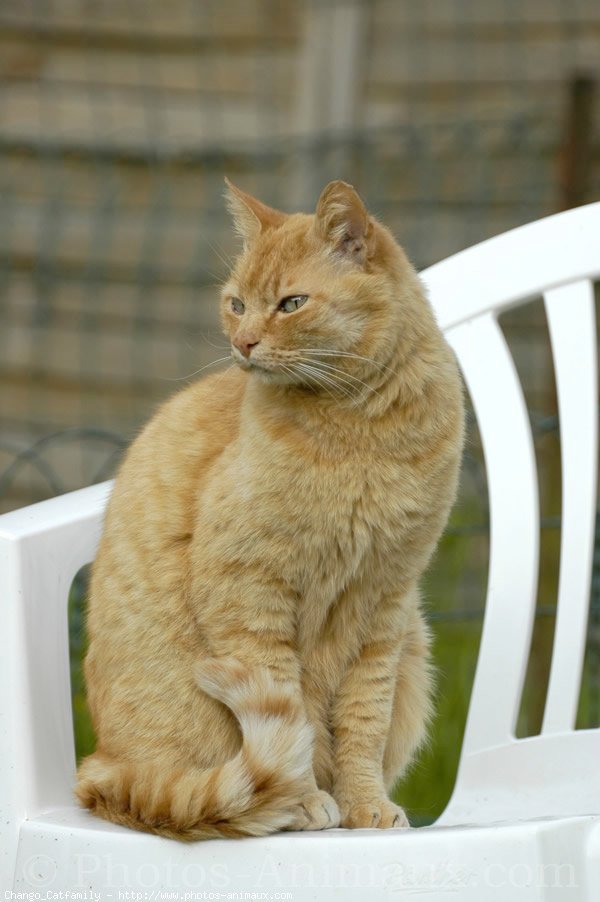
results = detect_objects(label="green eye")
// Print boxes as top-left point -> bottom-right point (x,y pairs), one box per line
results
278,295 -> 308,314
231,298 -> 245,315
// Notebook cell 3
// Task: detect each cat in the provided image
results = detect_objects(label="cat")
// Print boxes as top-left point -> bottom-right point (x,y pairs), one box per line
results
76,179 -> 464,840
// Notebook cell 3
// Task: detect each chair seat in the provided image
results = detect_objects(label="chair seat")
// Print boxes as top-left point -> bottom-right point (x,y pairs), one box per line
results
13,806 -> 599,900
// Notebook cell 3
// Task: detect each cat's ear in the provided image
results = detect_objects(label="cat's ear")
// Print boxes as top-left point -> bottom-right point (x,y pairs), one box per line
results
314,180 -> 372,265
224,177 -> 286,247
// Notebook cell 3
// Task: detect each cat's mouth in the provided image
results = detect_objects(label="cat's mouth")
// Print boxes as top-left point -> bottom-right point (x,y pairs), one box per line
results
231,347 -> 268,372
231,347 -> 293,383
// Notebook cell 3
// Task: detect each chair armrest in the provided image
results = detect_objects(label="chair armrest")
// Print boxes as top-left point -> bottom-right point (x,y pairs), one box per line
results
0,481 -> 112,840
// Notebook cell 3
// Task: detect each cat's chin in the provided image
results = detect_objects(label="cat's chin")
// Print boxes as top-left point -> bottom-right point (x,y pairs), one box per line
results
239,361 -> 296,387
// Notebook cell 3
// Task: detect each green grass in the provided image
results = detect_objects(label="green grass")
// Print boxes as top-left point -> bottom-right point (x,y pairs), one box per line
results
68,568 -> 96,761
393,619 -> 481,825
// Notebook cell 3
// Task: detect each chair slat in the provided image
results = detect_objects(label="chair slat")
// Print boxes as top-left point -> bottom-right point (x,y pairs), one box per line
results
542,280 -> 599,734
446,314 -> 540,754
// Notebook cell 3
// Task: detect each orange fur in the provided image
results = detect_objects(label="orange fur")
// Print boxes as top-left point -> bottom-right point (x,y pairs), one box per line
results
76,180 -> 464,838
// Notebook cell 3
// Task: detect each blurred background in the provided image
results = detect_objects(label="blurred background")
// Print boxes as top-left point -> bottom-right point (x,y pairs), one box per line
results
1,0 -> 599,824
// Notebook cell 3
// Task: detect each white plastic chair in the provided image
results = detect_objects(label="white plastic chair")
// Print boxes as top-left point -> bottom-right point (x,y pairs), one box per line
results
2,202 -> 599,900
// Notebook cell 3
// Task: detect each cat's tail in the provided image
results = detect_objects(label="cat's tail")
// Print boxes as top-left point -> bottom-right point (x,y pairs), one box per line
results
75,658 -> 313,841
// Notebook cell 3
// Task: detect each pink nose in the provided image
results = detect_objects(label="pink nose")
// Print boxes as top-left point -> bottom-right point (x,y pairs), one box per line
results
233,337 -> 260,358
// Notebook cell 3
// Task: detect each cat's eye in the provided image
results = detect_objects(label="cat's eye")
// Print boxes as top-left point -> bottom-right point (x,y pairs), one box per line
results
278,294 -> 308,314
231,298 -> 245,315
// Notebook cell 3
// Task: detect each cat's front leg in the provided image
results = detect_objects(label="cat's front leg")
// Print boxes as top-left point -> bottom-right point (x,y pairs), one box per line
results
191,568 -> 339,829
331,591 -> 427,830
331,635 -> 409,828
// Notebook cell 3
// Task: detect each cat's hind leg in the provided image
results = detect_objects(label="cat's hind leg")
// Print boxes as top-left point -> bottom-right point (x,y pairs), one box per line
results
76,658 -> 315,840
382,606 -> 434,800
198,658 -> 340,831
286,784 -> 340,831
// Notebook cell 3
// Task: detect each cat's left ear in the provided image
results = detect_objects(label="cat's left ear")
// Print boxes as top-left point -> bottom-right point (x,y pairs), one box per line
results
224,177 -> 286,248
314,180 -> 373,266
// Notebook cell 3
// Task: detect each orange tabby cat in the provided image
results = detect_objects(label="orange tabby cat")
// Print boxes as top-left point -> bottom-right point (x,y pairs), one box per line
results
76,179 -> 464,840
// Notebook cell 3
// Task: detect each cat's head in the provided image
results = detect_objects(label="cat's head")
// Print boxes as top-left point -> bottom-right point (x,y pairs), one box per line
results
220,179 -> 425,397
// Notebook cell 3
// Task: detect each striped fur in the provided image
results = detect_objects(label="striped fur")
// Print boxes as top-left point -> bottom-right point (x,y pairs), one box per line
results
76,659 -> 313,840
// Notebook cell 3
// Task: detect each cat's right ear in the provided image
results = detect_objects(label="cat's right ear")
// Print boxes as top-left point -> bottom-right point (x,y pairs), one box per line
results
314,180 -> 373,266
224,178 -> 286,248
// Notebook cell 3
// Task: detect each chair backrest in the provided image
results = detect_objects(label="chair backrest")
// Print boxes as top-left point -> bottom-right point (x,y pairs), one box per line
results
421,202 -> 600,825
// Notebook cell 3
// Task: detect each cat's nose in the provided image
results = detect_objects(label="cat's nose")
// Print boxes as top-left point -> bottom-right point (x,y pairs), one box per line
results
233,336 -> 260,358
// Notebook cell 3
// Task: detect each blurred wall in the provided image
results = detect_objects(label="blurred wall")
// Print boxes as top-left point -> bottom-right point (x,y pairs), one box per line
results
0,0 -> 598,509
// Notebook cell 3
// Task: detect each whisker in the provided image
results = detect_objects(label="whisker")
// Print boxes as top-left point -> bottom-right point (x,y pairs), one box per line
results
279,362 -> 316,395
294,362 -> 355,401
200,269 -> 226,285
279,362 -> 339,401
296,348 -> 398,377
294,356 -> 384,400
209,362 -> 236,387
298,348 -> 386,368
207,240 -> 235,272
164,354 -> 232,382
200,332 -> 231,351
278,363 -> 297,384
296,359 -> 363,396
293,365 -> 343,402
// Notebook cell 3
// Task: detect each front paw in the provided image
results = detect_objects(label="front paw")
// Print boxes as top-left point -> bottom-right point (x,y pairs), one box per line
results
339,797 -> 409,829
288,790 -> 340,831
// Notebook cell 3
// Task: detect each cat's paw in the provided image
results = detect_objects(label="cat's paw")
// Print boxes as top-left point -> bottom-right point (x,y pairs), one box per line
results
288,790 -> 340,831
339,798 -> 409,829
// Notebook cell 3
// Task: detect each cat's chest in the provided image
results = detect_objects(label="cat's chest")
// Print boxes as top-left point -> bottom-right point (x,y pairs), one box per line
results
202,433 -> 422,599
259,454 -> 409,584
